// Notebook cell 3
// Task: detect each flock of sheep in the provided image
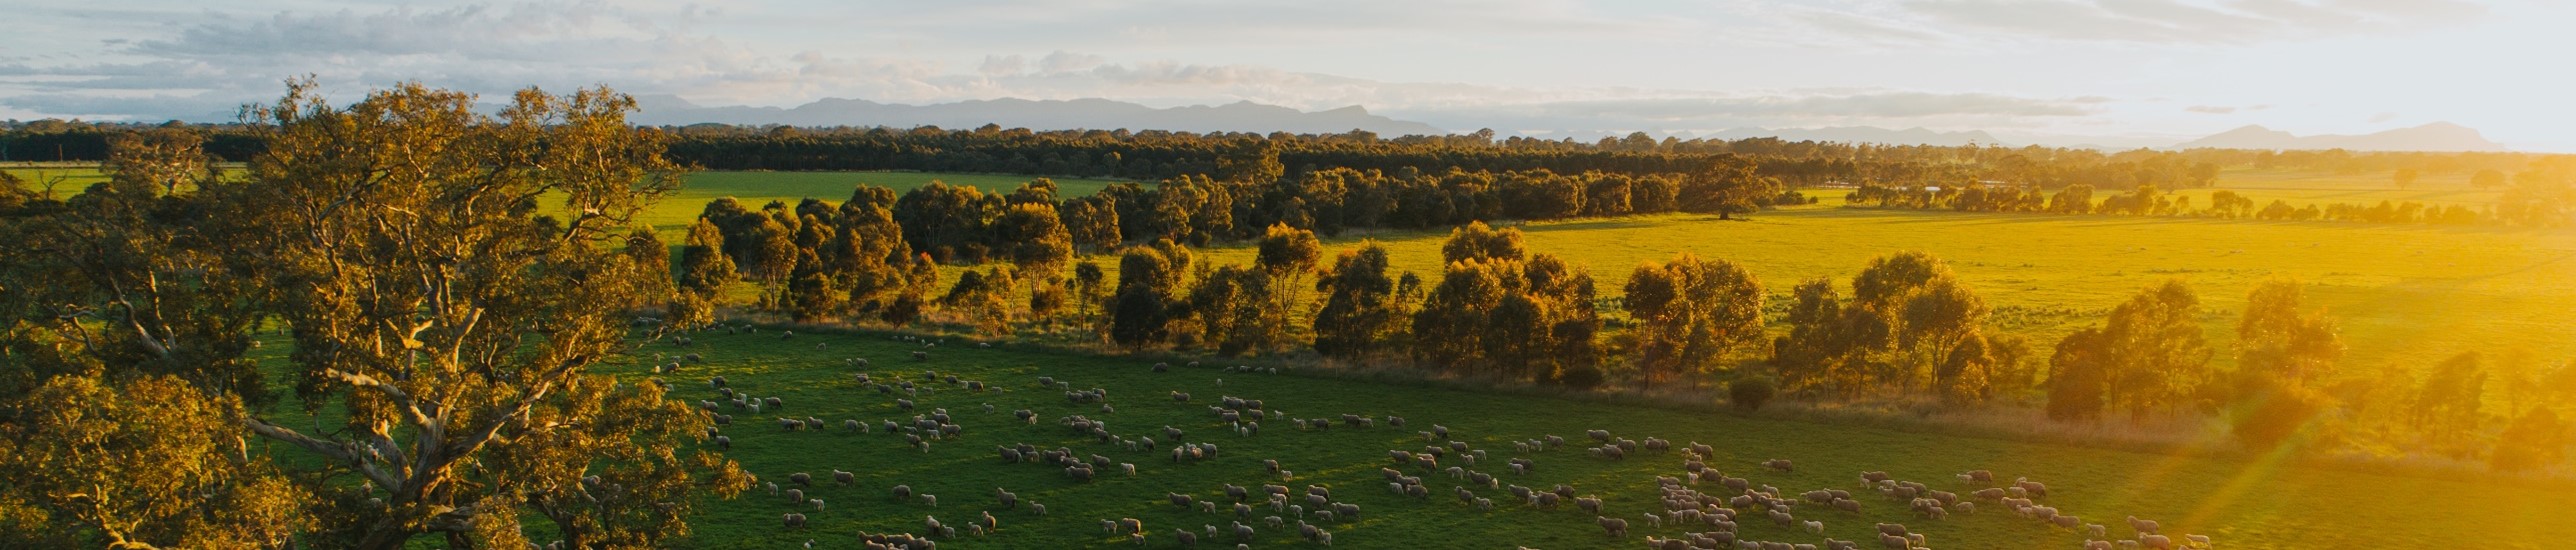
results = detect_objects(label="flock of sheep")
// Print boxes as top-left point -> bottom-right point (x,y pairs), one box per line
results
652,323 -> 2219,549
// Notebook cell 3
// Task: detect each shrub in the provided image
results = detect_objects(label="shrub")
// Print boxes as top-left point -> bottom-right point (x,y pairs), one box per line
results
1729,377 -> 1776,412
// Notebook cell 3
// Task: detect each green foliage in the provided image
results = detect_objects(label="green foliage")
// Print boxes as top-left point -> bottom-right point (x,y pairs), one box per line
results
1439,220 -> 1525,264
1107,245 -> 1182,349
0,375 -> 307,548
994,202 -> 1074,274
2047,327 -> 2113,421
1312,244 -> 1407,360
244,83 -> 738,548
2101,280 -> 2213,415
1254,222 -> 1324,277
1624,253 -> 1765,387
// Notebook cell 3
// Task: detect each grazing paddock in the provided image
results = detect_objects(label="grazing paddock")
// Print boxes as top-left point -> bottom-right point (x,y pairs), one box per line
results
621,326 -> 2573,548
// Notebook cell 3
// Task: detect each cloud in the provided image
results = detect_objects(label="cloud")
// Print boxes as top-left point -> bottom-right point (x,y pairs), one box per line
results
1530,93 -> 2100,120
2185,105 -> 2237,114
2367,111 -> 2398,123
0,0 -> 2123,136
1900,0 -> 2489,44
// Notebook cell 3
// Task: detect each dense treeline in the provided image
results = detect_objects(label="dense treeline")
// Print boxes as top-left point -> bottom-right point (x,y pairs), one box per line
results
9,119 -> 2557,193
694,161 -> 1791,267
1842,157 -> 2576,227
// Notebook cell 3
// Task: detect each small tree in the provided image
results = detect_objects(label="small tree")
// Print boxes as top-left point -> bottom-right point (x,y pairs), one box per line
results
2472,169 -> 2508,190
1312,244 -> 1404,359
2491,407 -> 2568,472
1439,221 -> 1524,264
2046,327 -> 2113,421
2413,351 -> 2489,449
1730,377 -> 1777,411
1106,246 -> 1179,349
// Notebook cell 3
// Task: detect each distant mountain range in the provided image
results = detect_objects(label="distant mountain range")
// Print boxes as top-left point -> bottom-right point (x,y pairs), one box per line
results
2173,122 -> 2507,152
630,96 -> 2507,153
630,96 -> 1443,136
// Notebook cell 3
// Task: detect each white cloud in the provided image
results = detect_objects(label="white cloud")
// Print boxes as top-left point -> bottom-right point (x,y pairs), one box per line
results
1900,0 -> 2489,45
0,0 -> 2562,150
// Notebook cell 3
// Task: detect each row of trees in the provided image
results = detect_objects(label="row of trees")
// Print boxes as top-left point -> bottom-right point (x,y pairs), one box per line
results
1849,175 -> 2575,227
1,84 -> 747,548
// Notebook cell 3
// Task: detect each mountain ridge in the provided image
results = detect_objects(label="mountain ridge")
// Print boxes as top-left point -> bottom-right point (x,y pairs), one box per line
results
2174,122 -> 2506,152
630,95 -> 1445,136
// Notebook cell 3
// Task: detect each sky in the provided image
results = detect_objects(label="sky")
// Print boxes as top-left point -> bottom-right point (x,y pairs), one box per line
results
2,0 -> 2570,150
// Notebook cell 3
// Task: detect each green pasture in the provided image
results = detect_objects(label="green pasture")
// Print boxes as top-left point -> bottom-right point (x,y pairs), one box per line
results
590,327 -> 2573,548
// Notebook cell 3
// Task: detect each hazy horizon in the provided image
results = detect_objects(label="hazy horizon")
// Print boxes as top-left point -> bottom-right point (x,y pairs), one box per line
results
5,1 -> 2568,150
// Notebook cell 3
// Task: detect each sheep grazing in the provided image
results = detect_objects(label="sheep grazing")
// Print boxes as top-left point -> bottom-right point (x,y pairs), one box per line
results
1763,458 -> 1795,472
2014,478 -> 2049,498
912,351 -> 929,361
1597,516 -> 1630,537
2127,516 -> 2161,535
1169,492 -> 1196,508
2137,534 -> 2174,550
893,484 -> 914,501
783,513 -> 808,529
832,470 -> 855,486
1804,520 -> 1826,534
788,472 -> 813,488
810,498 -> 826,511
1031,502 -> 1048,516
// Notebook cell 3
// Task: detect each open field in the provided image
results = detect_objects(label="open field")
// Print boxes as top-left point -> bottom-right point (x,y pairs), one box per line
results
2,164 -> 111,191
587,326 -> 2575,548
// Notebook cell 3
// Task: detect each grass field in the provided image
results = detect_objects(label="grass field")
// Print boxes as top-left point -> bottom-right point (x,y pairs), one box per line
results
591,327 -> 2575,549
2,164 -> 113,191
